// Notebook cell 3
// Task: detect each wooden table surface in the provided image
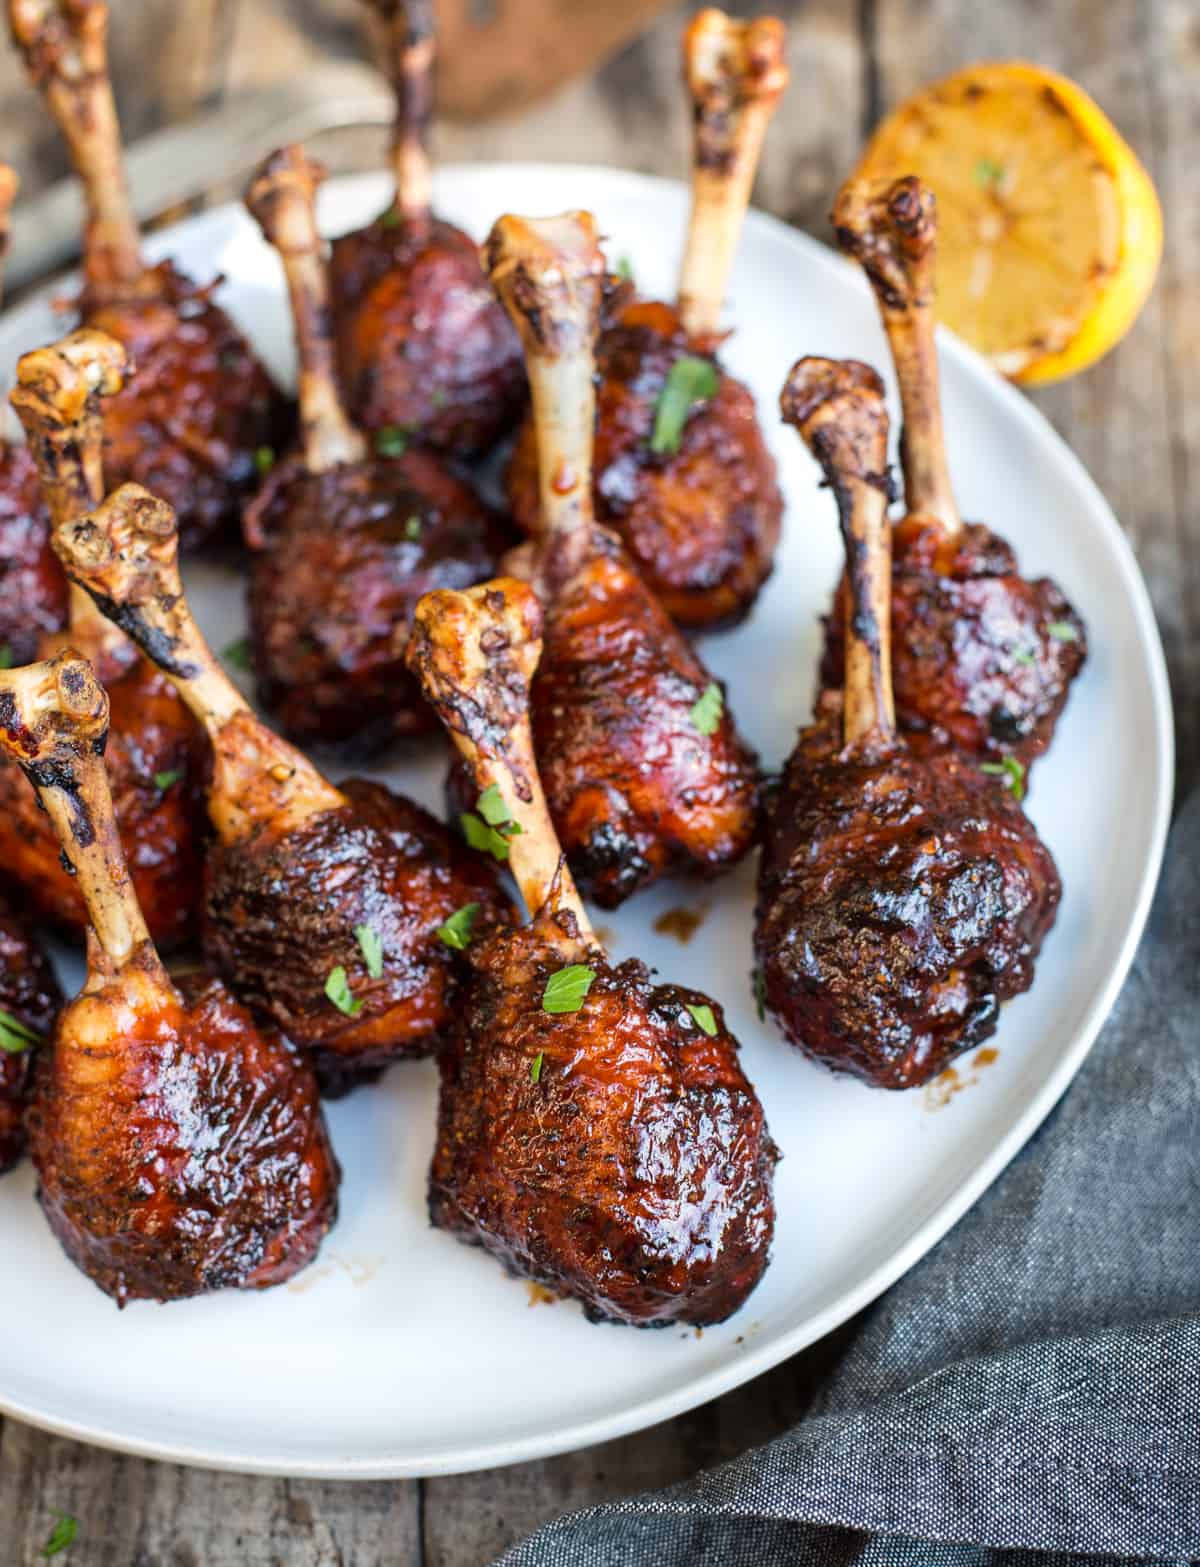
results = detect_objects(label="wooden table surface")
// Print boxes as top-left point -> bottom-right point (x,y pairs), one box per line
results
2,1 -> 1195,1562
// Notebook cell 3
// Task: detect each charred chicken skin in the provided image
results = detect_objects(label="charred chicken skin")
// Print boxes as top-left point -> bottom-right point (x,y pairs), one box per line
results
57,484 -> 510,1088
0,330 -> 203,947
0,652 -> 338,1304
7,0 -> 290,550
0,161 -> 68,665
242,145 -> 509,754
408,577 -> 776,1326
506,12 -> 787,628
328,0 -> 524,456
826,176 -> 1087,769
0,892 -> 62,1174
756,359 -> 1061,1090
486,210 -> 759,909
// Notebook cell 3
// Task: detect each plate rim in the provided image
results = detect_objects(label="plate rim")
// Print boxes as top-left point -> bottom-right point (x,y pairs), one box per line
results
0,160 -> 1175,1479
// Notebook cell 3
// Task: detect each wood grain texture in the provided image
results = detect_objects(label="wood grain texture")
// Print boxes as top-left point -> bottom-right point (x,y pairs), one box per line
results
1,0 -> 1194,1562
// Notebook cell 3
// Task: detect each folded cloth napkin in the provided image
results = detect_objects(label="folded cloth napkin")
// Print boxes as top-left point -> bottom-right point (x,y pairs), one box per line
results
496,790 -> 1200,1566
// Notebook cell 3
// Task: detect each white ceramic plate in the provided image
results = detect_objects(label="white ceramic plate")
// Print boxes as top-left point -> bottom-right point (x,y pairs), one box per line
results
0,165 -> 1172,1478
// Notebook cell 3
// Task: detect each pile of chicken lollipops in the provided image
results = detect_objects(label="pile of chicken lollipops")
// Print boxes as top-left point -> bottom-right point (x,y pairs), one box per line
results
0,0 -> 1085,1327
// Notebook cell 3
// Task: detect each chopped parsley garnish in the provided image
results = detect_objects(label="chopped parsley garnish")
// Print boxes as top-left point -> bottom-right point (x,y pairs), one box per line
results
752,966 -> 767,1022
689,681 -> 724,736
436,902 -> 480,951
616,254 -> 635,282
461,813 -> 512,861
404,515 -> 422,540
0,644 -> 12,670
40,1514 -> 77,1558
153,768 -> 183,792
973,157 -> 1006,187
375,425 -> 409,458
530,1050 -> 545,1084
981,756 -> 1027,802
0,1008 -> 42,1055
461,786 -> 524,861
380,206 -> 401,229
1012,649 -> 1036,668
542,964 -> 596,1015
1047,620 -> 1079,642
354,924 -> 384,979
477,784 -> 515,827
650,356 -> 718,455
324,965 -> 362,1017
222,636 -> 252,673
685,1002 -> 718,1037
254,445 -> 275,475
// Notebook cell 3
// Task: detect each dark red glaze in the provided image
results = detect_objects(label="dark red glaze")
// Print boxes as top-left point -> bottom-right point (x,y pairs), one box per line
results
329,215 -> 525,457
82,261 -> 292,551
821,518 -> 1088,767
203,777 -> 509,1085
0,442 -> 67,664
507,299 -> 782,628
244,448 -> 512,753
29,956 -> 339,1305
755,701 -> 1061,1089
528,528 -> 759,908
0,894 -> 62,1174
431,906 -> 777,1327
0,653 -> 205,949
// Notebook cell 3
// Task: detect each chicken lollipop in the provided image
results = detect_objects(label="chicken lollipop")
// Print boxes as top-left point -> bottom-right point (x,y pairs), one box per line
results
7,0 -> 290,549
57,483 -> 509,1090
506,10 -> 787,628
486,209 -> 759,909
1,329 -> 203,947
826,175 -> 1087,771
0,892 -> 62,1175
408,577 -> 776,1326
242,145 -> 509,754
756,359 -> 1061,1089
0,161 -> 67,665
0,651 -> 338,1303
328,0 -> 524,455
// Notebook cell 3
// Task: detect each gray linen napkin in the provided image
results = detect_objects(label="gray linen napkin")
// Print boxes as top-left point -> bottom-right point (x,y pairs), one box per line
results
496,791 -> 1200,1565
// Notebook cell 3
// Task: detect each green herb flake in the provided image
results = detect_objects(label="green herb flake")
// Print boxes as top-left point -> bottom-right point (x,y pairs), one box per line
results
354,924 -> 384,979
650,355 -> 719,455
685,1002 -> 718,1037
436,902 -> 480,952
375,424 -> 409,458
615,254 -> 635,282
461,812 -> 512,862
689,681 -> 724,737
40,1515 -> 77,1558
404,514 -> 422,540
254,445 -> 275,476
477,784 -> 516,829
153,768 -> 183,792
324,965 -> 363,1017
530,1050 -> 545,1084
222,636 -> 252,673
981,756 -> 1027,802
752,966 -> 767,1023
973,157 -> 1006,188
0,644 -> 13,670
1047,620 -> 1079,643
0,1007 -> 42,1055
1012,649 -> 1036,668
542,964 -> 597,1015
380,206 -> 401,229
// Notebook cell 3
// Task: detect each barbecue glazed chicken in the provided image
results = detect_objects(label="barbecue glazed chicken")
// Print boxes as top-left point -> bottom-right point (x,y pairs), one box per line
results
7,0 -> 289,550
57,484 -> 509,1089
506,11 -> 787,628
328,0 -> 524,456
0,892 -> 62,1175
0,330 -> 203,947
408,578 -> 776,1325
242,145 -> 509,754
485,210 -> 758,909
756,359 -> 1061,1090
0,161 -> 67,665
0,652 -> 338,1303
827,175 -> 1087,770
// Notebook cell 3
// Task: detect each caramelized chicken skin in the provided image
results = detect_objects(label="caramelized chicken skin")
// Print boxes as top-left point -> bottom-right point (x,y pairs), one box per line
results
57,484 -> 509,1087
756,359 -> 1061,1088
409,577 -> 776,1326
826,176 -> 1086,768
0,652 -> 338,1304
0,894 -> 62,1175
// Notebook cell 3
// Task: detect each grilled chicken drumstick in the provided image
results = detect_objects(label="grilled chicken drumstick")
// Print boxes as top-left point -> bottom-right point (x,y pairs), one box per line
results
0,162 -> 67,665
506,11 -> 786,628
242,146 -> 510,753
57,484 -> 509,1090
0,652 -> 338,1303
0,892 -> 62,1175
486,210 -> 759,908
329,0 -> 524,456
827,176 -> 1087,769
408,577 -> 776,1326
7,0 -> 290,550
0,330 -> 203,946
756,359 -> 1061,1089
